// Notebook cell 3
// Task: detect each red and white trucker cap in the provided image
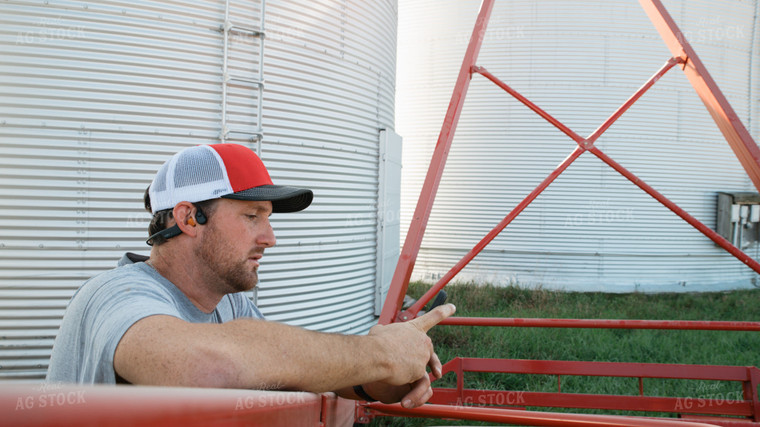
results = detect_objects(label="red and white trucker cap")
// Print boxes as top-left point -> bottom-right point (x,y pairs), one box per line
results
148,144 -> 313,214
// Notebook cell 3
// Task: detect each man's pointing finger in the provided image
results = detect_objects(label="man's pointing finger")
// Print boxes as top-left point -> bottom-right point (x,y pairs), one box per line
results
408,303 -> 456,332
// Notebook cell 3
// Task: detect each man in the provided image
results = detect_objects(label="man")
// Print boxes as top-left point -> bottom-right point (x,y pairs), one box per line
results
47,143 -> 454,408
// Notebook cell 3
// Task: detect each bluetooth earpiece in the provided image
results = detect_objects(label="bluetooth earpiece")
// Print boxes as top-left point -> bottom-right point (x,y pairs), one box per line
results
194,207 -> 208,225
186,206 -> 207,227
186,207 -> 207,227
146,204 -> 210,246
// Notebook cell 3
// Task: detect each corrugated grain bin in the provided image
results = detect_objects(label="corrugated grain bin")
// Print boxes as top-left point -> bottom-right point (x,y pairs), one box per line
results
0,0 -> 399,381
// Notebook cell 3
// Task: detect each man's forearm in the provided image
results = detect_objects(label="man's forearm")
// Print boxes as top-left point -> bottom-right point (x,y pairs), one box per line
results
114,305 -> 453,395
215,318 -> 392,392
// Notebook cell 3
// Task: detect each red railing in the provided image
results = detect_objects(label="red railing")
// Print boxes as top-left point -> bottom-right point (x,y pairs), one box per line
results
1,384 -> 355,427
359,319 -> 760,426
364,403 -> 722,427
439,318 -> 760,331
430,358 -> 760,420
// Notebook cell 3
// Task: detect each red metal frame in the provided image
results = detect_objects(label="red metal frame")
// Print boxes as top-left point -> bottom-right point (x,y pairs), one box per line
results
360,353 -> 760,426
1,385 -> 355,427
379,0 -> 496,324
428,358 -> 760,418
381,0 -> 760,324
364,403 -> 720,427
438,318 -> 760,331
371,0 -> 760,425
639,0 -> 760,191
359,323 -> 760,426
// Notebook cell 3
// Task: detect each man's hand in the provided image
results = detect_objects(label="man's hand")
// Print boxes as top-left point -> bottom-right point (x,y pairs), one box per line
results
361,351 -> 442,408
359,303 -> 454,407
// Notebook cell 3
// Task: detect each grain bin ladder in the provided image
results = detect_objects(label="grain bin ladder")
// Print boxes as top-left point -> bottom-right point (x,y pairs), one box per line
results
220,0 -> 265,150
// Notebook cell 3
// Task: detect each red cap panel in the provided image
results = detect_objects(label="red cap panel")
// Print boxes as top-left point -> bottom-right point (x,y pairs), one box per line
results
210,144 -> 274,192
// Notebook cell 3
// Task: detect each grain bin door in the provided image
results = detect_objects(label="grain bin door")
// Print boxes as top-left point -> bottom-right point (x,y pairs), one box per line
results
375,129 -> 402,315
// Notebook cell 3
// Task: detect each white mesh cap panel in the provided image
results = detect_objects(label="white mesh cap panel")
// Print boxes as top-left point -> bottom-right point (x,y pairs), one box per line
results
148,145 -> 233,213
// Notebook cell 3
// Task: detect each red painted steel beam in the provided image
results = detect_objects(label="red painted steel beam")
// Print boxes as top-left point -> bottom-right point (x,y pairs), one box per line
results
0,384 -> 350,427
473,66 -> 585,144
639,0 -> 760,191
428,388 -> 753,417
430,359 -> 760,419
439,317 -> 760,331
441,358 -> 757,381
589,145 -> 760,275
378,0 -> 496,325
474,57 -> 679,147
403,146 -> 586,319
748,368 -> 760,422
584,56 -> 681,146
405,59 -> 683,316
681,416 -> 760,427
366,402 -> 719,426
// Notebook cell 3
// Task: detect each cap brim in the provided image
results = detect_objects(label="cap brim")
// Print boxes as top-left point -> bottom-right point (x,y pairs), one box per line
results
222,185 -> 313,213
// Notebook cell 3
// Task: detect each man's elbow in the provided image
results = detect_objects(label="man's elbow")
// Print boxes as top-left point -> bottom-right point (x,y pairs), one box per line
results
178,343 -> 243,389
119,344 -> 241,389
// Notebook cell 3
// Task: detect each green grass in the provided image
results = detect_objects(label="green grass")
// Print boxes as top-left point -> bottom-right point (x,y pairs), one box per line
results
369,281 -> 760,426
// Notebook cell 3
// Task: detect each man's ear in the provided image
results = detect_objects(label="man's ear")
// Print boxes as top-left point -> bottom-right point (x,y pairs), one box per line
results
172,202 -> 199,238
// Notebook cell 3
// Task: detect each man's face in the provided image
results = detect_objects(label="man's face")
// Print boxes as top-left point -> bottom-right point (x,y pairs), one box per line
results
194,199 -> 276,294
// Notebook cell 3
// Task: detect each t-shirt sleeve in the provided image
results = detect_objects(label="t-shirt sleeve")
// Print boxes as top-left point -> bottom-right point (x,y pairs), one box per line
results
227,292 -> 265,320
80,276 -> 183,383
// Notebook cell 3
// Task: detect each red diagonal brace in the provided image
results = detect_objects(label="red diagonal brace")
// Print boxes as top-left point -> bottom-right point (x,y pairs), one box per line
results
378,0 -> 496,325
473,66 -> 585,144
401,146 -> 585,320
584,56 -> 682,146
590,145 -> 760,275
640,0 -> 760,191
405,58 -> 682,315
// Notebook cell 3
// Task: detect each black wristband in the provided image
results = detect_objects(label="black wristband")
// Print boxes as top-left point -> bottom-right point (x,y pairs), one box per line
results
353,384 -> 378,402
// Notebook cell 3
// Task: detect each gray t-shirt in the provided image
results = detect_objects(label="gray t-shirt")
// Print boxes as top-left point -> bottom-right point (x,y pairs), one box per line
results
46,253 -> 263,384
